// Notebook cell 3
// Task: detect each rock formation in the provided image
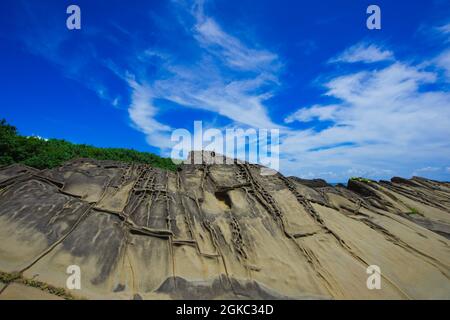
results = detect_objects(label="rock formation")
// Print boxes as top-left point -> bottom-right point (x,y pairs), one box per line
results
0,155 -> 449,299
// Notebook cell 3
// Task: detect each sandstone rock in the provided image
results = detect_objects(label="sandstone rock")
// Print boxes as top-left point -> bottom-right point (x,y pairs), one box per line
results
0,159 -> 449,299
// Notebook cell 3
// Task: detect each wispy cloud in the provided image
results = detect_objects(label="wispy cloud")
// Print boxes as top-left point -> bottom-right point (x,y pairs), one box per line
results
16,0 -> 284,154
194,17 -> 279,72
9,1 -> 450,181
121,0 -> 284,152
127,79 -> 172,149
436,22 -> 450,42
434,49 -> 450,80
329,42 -> 394,64
285,104 -> 338,123
283,43 -> 450,181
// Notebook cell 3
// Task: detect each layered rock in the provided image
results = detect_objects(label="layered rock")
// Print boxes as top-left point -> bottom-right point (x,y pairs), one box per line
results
0,158 -> 449,299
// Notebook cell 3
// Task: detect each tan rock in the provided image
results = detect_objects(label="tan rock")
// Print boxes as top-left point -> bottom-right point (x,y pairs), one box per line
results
0,160 -> 449,299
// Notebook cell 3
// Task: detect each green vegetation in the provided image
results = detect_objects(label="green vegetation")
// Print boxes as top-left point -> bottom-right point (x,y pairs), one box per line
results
22,278 -> 77,299
0,119 -> 177,171
407,207 -> 421,215
0,270 -> 78,299
350,177 -> 373,183
0,271 -> 21,284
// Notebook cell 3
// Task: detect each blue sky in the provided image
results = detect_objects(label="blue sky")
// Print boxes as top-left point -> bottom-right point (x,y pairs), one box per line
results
1,0 -> 450,182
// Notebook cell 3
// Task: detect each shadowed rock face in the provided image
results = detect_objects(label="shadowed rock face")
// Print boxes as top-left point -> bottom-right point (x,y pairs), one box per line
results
0,158 -> 449,300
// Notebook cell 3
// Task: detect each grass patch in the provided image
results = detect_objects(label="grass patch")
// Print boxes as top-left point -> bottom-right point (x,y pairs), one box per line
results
22,278 -> 76,299
407,207 -> 421,215
350,177 -> 373,183
0,271 -> 21,284
0,270 -> 79,300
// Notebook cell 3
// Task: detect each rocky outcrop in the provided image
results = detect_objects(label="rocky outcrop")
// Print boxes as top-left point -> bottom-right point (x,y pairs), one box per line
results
288,177 -> 329,188
0,157 -> 449,299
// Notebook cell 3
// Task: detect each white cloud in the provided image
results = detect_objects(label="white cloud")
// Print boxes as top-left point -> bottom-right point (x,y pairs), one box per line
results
13,1 -> 450,181
412,166 -> 441,176
330,42 -> 394,64
151,62 -> 280,129
127,79 -> 172,149
285,104 -> 338,123
434,49 -> 450,80
420,21 -> 450,78
27,135 -> 48,141
91,0 -> 285,157
436,22 -> 450,41
120,0 -> 284,153
411,166 -> 450,179
281,50 -> 450,181
194,17 -> 279,72
190,0 -> 279,71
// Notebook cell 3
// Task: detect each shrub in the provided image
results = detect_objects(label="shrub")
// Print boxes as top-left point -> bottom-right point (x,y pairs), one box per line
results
0,119 -> 177,171
350,177 -> 373,183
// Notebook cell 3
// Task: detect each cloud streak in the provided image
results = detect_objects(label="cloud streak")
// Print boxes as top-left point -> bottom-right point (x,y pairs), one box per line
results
329,42 -> 394,64
120,0 -> 284,154
10,1 -> 450,181
283,43 -> 450,181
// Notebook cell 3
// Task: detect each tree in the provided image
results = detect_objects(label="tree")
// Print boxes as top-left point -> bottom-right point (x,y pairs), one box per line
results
0,119 -> 177,171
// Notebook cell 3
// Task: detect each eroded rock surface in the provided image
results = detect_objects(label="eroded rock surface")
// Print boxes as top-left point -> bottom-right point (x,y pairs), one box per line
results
0,158 -> 449,299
